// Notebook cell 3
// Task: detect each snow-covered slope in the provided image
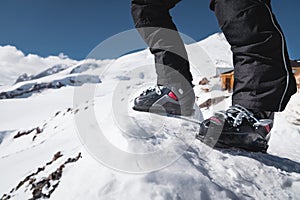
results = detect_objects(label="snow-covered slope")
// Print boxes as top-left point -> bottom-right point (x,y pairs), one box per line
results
196,32 -> 233,69
0,33 -> 300,200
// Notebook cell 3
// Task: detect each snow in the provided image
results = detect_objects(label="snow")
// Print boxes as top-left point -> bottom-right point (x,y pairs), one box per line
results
0,33 -> 300,199
196,33 -> 233,69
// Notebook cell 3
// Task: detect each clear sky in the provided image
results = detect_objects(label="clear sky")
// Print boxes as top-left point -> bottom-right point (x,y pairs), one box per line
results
0,0 -> 299,60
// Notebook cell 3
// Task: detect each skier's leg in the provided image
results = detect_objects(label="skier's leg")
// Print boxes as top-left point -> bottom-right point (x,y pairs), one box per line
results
131,0 -> 195,115
131,0 -> 193,90
196,0 -> 296,151
214,0 -> 296,112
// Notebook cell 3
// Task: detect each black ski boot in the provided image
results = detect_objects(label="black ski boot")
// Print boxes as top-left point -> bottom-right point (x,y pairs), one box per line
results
196,105 -> 274,153
133,86 -> 195,116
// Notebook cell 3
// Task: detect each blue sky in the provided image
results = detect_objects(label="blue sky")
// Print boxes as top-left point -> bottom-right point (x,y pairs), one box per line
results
0,0 -> 299,60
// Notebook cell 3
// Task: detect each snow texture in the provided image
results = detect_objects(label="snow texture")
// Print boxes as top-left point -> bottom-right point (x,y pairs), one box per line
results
0,33 -> 299,200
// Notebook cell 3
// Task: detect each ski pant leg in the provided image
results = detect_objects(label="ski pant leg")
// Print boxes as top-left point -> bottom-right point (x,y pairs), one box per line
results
131,0 -> 194,95
214,0 -> 296,112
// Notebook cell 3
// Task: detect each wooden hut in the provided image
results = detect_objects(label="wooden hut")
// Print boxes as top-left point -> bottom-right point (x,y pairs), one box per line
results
291,60 -> 300,91
220,70 -> 234,91
218,60 -> 300,92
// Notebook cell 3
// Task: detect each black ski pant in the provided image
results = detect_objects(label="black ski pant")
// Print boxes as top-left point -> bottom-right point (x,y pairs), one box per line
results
131,0 -> 194,96
214,0 -> 296,112
131,0 -> 297,112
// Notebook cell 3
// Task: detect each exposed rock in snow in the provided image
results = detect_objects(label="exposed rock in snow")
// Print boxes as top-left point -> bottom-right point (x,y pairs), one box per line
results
0,75 -> 101,99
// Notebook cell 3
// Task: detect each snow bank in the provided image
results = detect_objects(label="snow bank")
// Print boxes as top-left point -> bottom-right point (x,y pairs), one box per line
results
0,33 -> 299,200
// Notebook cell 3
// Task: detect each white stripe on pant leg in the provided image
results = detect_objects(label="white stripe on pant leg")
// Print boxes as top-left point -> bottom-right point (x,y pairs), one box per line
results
263,3 -> 290,111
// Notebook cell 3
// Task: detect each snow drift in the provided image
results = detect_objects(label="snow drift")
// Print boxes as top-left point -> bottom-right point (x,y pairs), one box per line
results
0,33 -> 299,200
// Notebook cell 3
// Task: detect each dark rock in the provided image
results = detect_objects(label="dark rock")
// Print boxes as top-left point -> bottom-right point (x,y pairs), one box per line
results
199,77 -> 209,85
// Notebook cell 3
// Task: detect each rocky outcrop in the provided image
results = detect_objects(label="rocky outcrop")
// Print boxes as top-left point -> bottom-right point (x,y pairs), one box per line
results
0,75 -> 101,99
1,152 -> 82,200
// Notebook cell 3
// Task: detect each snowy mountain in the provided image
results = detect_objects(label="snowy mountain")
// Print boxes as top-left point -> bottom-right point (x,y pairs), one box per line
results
0,33 -> 300,200
0,46 -> 78,86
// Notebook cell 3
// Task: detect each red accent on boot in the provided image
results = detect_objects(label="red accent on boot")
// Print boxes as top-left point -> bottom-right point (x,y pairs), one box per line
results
264,125 -> 271,133
168,92 -> 178,101
210,117 -> 222,125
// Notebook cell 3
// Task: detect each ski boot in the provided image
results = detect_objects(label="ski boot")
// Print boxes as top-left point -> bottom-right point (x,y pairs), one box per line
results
196,105 -> 274,153
133,85 -> 195,116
